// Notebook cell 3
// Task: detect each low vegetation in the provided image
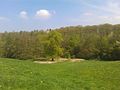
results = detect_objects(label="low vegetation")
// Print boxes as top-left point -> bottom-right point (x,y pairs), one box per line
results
0,58 -> 120,90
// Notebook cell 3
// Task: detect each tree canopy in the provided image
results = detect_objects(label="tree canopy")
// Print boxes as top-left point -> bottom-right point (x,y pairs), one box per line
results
0,24 -> 120,61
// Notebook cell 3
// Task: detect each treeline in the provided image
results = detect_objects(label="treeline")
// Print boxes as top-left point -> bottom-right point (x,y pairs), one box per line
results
0,24 -> 120,60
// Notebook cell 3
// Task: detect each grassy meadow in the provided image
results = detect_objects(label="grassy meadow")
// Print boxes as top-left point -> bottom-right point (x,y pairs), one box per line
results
0,58 -> 120,90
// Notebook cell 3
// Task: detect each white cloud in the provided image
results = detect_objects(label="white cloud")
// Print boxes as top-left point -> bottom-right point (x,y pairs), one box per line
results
83,0 -> 120,15
93,1 -> 120,23
35,9 -> 51,19
75,0 -> 120,25
20,11 -> 28,19
101,1 -> 120,15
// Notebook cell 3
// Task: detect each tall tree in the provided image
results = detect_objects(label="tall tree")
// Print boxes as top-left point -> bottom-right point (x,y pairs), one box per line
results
45,31 -> 63,61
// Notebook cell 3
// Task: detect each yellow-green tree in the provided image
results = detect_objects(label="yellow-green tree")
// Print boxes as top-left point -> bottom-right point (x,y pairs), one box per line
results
45,31 -> 63,61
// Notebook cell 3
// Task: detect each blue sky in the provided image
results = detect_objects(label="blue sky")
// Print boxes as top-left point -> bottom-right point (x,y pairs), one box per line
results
0,0 -> 120,32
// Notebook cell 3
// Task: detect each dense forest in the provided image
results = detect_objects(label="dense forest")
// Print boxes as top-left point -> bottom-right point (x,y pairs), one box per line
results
0,24 -> 120,61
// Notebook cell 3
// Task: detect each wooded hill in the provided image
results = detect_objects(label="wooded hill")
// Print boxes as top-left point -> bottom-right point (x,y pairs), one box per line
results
0,24 -> 120,60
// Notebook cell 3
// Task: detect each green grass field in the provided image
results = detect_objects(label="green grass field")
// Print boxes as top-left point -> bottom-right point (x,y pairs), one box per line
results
0,58 -> 120,90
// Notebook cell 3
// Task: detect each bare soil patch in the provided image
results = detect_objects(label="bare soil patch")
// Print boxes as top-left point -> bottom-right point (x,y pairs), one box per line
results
34,61 -> 56,64
70,59 -> 85,62
34,58 -> 85,64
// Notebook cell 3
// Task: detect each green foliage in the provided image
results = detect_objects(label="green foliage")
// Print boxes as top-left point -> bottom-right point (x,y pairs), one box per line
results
59,24 -> 120,60
111,41 -> 120,60
0,36 -> 4,57
45,31 -> 63,60
0,24 -> 120,60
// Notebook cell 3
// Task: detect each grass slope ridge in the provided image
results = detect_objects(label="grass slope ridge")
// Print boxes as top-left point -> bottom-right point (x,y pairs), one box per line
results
0,58 -> 120,90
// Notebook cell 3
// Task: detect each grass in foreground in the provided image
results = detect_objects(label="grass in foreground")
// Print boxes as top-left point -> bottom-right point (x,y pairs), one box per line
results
0,58 -> 120,90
